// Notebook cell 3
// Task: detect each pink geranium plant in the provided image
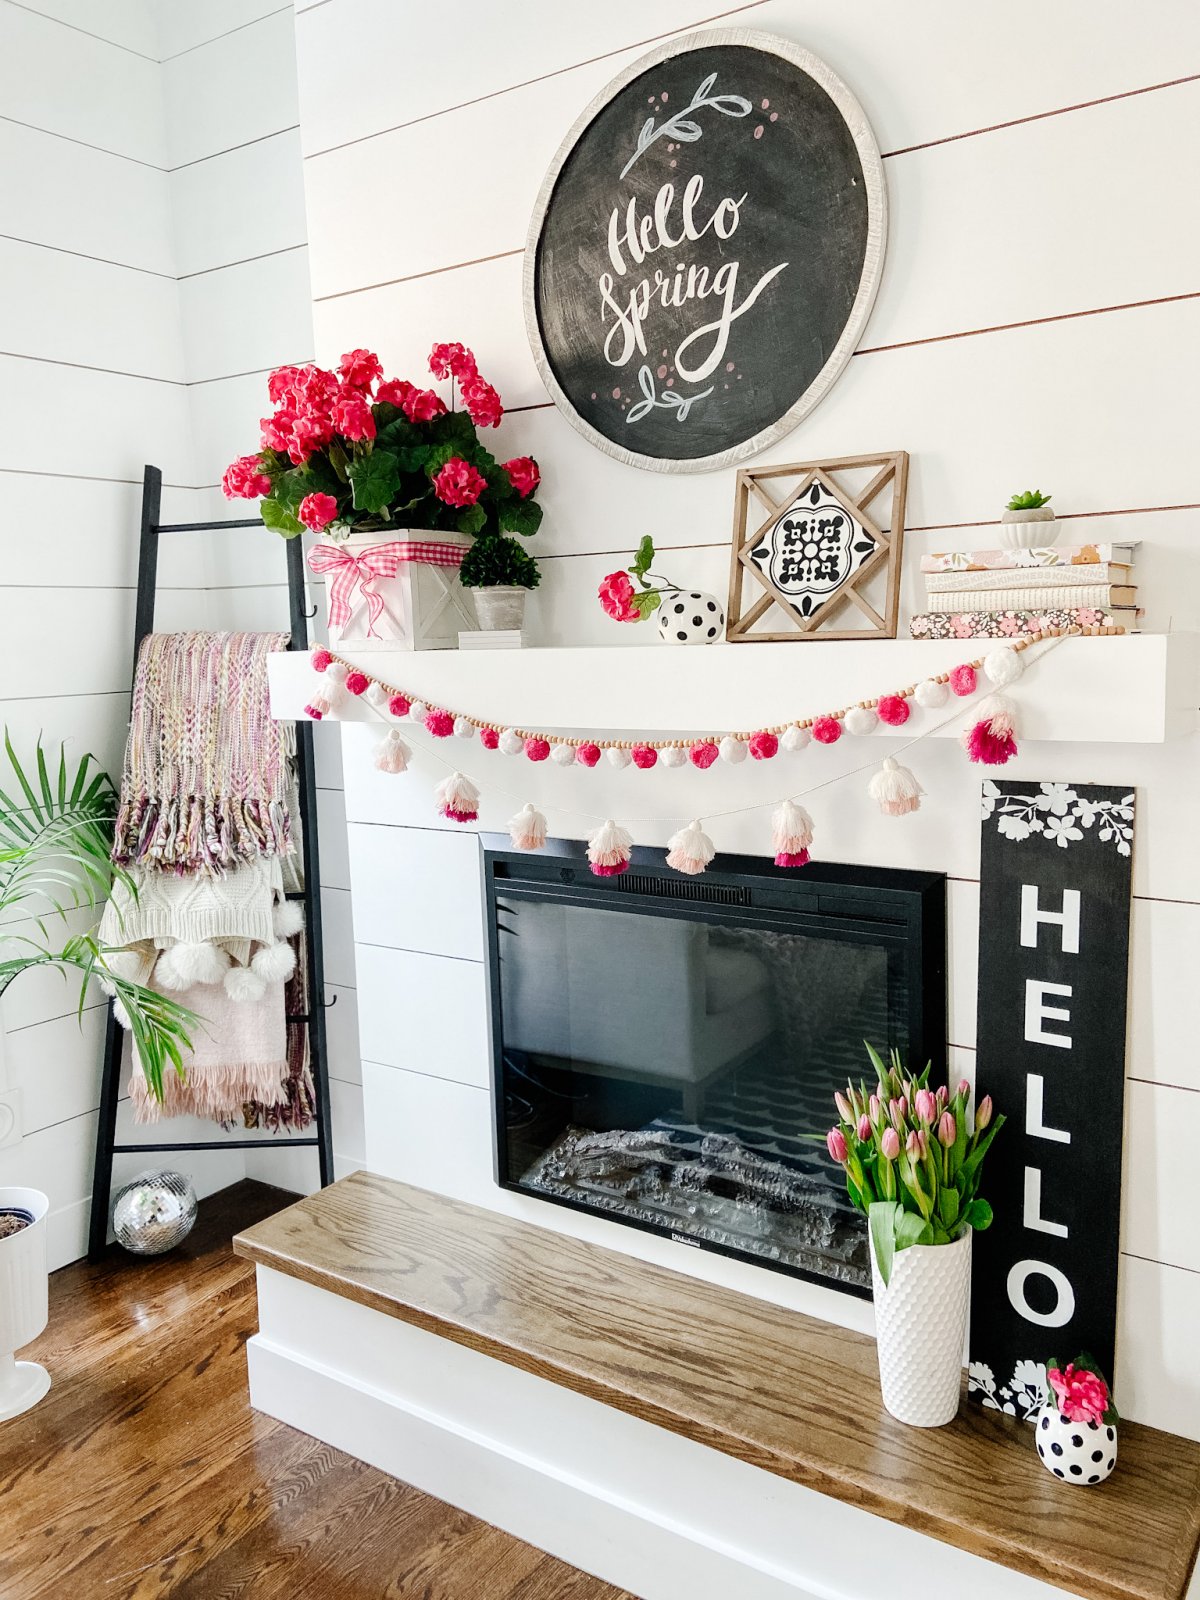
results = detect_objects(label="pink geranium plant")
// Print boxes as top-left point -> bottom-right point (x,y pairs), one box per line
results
825,1044 -> 1005,1284
1045,1355 -> 1118,1427
222,343 -> 543,545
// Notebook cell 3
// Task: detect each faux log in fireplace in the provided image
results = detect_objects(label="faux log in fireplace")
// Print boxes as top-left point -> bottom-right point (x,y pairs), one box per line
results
482,839 -> 946,1296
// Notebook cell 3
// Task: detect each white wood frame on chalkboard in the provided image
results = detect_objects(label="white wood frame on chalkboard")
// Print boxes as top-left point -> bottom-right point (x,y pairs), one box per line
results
523,29 -> 888,475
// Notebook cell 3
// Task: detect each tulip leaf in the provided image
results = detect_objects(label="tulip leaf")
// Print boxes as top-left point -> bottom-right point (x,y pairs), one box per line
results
939,1185 -> 960,1228
894,1210 -> 933,1252
869,1201 -> 901,1287
963,1198 -> 993,1231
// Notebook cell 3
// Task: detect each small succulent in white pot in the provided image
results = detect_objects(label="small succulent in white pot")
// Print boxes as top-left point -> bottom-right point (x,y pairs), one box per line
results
999,489 -> 1056,550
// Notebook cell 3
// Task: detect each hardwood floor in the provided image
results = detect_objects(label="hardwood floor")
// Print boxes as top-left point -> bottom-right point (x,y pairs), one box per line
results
0,1181 -> 637,1600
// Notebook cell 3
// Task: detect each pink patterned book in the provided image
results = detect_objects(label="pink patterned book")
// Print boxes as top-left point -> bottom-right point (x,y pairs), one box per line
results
919,542 -> 1137,573
910,607 -> 1132,640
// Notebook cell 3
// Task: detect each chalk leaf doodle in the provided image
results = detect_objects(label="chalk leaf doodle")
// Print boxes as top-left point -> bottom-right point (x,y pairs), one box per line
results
626,363 -> 714,426
750,481 -> 876,619
620,72 -> 752,179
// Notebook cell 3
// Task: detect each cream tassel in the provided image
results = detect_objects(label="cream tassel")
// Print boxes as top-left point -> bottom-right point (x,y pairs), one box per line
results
587,818 -> 633,877
435,771 -> 480,823
868,757 -> 924,816
508,802 -> 548,851
665,819 -> 715,875
772,799 -> 813,868
374,729 -> 410,773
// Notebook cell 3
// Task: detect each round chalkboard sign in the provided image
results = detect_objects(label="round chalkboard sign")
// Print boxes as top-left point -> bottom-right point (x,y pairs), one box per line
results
524,30 -> 886,474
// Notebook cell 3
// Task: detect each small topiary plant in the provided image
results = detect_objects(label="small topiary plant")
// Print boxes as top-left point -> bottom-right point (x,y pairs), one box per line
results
459,532 -> 541,590
1006,489 -> 1052,510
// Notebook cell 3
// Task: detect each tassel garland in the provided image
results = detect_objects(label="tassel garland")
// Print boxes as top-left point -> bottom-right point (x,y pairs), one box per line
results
508,802 -> 548,851
963,694 -> 1019,765
374,729 -> 410,773
868,758 -> 924,816
587,818 -> 633,877
772,799 -> 813,868
666,819 -> 715,875
435,771 -> 480,823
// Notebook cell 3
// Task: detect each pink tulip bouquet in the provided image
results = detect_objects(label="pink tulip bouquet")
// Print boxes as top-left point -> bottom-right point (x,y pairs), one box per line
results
826,1044 -> 1004,1284
221,343 -> 543,543
1044,1355 -> 1118,1427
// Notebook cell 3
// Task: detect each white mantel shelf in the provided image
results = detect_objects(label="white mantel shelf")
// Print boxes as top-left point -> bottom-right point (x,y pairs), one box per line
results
268,633 -> 1198,744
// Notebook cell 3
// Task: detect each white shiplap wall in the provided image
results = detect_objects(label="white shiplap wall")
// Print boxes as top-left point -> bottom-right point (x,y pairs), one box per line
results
0,0 -> 360,1270
293,0 -> 1200,1443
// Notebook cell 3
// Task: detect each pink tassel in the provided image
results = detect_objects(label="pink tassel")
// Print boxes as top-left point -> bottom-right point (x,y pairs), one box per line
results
304,660 -> 345,721
435,771 -> 480,823
374,729 -> 410,774
587,818 -> 633,877
508,802 -> 548,851
962,694 -> 1018,764
772,799 -> 813,868
665,819 -> 715,875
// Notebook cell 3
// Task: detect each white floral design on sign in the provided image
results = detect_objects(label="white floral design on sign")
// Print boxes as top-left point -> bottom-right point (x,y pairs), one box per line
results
981,781 -> 1134,857
968,1358 -> 1047,1421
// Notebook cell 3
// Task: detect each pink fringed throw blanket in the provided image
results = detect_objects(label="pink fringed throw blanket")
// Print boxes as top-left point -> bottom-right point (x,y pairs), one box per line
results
113,631 -> 295,873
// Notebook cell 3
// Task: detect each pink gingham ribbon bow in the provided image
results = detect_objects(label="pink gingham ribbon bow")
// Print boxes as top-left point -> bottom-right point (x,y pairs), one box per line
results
307,539 -> 464,638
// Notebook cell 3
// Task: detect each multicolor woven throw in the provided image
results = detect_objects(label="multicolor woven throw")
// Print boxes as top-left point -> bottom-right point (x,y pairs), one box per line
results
113,631 -> 295,873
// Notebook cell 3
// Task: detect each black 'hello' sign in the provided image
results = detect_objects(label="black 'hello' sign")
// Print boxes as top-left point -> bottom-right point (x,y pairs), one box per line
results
969,780 -> 1135,1422
524,30 -> 887,474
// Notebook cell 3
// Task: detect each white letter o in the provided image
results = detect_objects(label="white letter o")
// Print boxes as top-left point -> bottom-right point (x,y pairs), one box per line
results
1007,1259 -> 1075,1327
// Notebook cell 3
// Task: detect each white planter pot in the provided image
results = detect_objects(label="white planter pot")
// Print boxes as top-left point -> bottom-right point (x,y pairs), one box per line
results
472,586 -> 527,632
870,1229 -> 971,1427
313,528 -> 476,652
998,506 -> 1057,549
656,589 -> 726,645
0,1186 -> 50,1421
1034,1403 -> 1118,1485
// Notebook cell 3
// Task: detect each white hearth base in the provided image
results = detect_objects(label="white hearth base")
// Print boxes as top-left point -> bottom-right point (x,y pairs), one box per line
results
248,1267 -> 1066,1600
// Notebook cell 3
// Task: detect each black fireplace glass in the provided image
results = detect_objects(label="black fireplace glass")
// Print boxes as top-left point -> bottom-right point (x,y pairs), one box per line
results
483,840 -> 946,1297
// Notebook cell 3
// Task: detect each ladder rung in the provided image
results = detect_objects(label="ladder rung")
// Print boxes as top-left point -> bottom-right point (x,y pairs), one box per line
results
113,1139 -> 320,1153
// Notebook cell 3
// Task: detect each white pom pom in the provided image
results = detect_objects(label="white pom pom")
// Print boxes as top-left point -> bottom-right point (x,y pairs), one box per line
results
915,678 -> 949,709
660,746 -> 687,768
408,699 -> 428,722
781,724 -> 811,753
224,965 -> 266,1003
498,729 -> 524,756
868,757 -> 924,817
606,747 -> 631,769
453,715 -> 474,738
984,645 -> 1024,688
252,940 -> 296,983
844,705 -> 878,736
103,949 -> 145,983
157,940 -> 229,989
665,819 -> 715,875
507,802 -> 548,851
365,681 -> 389,709
273,899 -> 305,939
550,742 -> 576,767
112,1000 -> 132,1030
374,728 -> 410,774
325,661 -> 348,686
719,736 -> 747,764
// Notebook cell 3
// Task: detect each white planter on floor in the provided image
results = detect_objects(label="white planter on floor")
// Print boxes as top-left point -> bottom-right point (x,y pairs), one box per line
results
998,505 -> 1057,549
870,1229 -> 971,1427
0,1187 -> 50,1421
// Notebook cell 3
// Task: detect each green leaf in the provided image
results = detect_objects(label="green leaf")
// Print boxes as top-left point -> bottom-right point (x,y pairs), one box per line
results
260,498 -> 304,538
962,1198 -> 993,1231
498,498 -> 543,537
869,1200 -> 901,1286
959,1112 -> 1006,1186
938,1185 -> 960,1228
630,535 -> 655,580
396,443 -> 433,473
457,503 -> 486,536
327,441 -> 351,484
375,412 -> 421,451
894,1209 -> 933,1251
348,448 -> 401,515
630,589 -> 661,617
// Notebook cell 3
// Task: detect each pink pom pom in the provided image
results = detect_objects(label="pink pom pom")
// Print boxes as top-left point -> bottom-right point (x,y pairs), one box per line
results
345,671 -> 369,697
525,737 -> 550,762
749,731 -> 778,760
689,741 -> 719,770
949,664 -> 977,696
775,849 -> 811,869
424,709 -> 454,738
876,694 -> 910,727
812,716 -> 842,745
576,742 -> 601,768
303,699 -> 326,720
388,694 -> 411,718
479,726 -> 499,750
311,648 -> 332,673
632,745 -> 657,769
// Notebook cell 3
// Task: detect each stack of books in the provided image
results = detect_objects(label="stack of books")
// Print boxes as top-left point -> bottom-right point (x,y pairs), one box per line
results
909,541 -> 1139,640
458,629 -> 524,649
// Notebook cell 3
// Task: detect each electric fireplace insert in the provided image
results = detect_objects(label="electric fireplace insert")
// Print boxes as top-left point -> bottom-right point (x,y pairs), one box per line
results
483,839 -> 946,1297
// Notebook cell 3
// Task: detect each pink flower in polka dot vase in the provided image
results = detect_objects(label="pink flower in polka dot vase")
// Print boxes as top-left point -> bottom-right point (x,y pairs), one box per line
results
1034,1355 -> 1118,1485
597,535 -> 725,644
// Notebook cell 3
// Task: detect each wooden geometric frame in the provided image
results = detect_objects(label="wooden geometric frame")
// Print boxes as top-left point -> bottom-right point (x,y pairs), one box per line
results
726,451 -> 909,642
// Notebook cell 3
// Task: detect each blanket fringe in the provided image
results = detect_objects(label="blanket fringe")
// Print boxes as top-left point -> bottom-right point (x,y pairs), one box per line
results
130,1059 -> 288,1123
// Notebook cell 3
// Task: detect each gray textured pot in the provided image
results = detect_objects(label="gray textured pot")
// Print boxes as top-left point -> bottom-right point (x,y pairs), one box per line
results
472,586 -> 527,631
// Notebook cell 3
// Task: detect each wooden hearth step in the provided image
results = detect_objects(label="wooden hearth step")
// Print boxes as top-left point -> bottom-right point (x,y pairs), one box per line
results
235,1172 -> 1200,1600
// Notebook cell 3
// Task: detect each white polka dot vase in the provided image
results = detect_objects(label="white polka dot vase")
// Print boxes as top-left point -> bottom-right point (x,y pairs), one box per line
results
657,589 -> 725,645
1034,1405 -> 1117,1485
870,1229 -> 972,1427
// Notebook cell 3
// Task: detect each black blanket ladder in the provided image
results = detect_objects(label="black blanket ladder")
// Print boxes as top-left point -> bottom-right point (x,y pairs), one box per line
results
87,464 -> 334,1260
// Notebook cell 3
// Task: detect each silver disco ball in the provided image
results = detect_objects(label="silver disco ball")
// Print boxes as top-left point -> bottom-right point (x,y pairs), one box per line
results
112,1169 -> 197,1254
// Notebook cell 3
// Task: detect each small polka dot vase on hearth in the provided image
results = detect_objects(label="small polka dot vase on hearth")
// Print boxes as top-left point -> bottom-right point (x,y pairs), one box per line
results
1034,1407 -> 1118,1485
656,589 -> 725,645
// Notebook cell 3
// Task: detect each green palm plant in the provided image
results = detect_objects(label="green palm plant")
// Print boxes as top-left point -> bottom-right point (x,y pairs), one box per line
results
0,732 -> 196,1101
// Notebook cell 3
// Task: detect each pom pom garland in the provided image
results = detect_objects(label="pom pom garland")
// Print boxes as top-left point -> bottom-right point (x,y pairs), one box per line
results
781,724 -> 811,753
915,678 -> 949,709
844,706 -> 877,736
868,757 -> 924,816
587,818 -> 633,877
435,771 -> 480,822
425,709 -> 454,738
498,729 -> 525,756
606,746 -> 632,770
508,802 -> 548,851
812,716 -> 842,745
963,694 -> 1018,765
984,645 -> 1024,687
374,728 -> 410,773
749,731 -> 778,760
690,741 -> 719,769
551,742 -> 576,767
310,648 -> 332,673
576,742 -> 601,768
525,736 -> 551,762
949,664 -> 977,696
345,671 -> 369,697
632,745 -> 658,769
389,693 -> 411,718
665,819 -> 715,875
876,694 -> 910,727
772,800 -> 813,868
252,940 -> 296,983
660,746 -> 687,768
480,727 -> 499,750
272,899 -> 305,939
719,735 -> 747,764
